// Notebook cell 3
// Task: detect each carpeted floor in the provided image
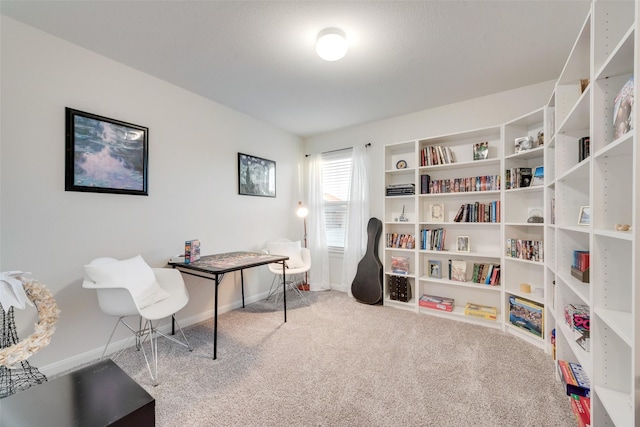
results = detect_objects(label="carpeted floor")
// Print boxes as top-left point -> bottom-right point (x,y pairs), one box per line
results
109,291 -> 575,426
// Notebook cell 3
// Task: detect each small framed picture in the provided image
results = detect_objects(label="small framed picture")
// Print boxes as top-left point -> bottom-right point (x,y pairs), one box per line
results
428,260 -> 441,278
457,236 -> 470,252
578,206 -> 591,225
430,204 -> 445,222
473,141 -> 489,160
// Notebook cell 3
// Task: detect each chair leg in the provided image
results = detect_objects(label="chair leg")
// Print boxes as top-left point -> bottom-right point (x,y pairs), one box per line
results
266,274 -> 280,300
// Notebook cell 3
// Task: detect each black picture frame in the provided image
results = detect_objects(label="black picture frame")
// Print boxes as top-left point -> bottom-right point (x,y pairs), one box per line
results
65,108 -> 149,196
238,153 -> 276,197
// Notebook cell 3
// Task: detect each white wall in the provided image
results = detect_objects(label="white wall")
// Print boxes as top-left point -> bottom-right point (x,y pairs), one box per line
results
304,81 -> 555,287
1,17 -> 303,374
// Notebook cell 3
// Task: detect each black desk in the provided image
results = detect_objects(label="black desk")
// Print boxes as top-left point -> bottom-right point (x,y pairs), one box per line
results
0,359 -> 154,427
169,251 -> 288,359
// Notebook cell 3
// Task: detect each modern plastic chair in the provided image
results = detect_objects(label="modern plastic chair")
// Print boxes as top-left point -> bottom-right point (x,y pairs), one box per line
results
83,257 -> 192,386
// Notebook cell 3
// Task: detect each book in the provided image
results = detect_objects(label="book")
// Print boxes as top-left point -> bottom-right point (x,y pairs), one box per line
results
613,75 -> 634,140
473,141 -> 489,160
451,260 -> 466,282
531,165 -> 544,186
391,256 -> 410,274
508,295 -> 543,338
419,294 -> 454,312
570,394 -> 590,427
464,303 -> 497,321
557,360 -> 591,398
184,239 -> 201,264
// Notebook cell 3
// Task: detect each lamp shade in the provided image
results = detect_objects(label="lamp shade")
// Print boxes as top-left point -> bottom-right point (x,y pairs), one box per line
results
316,28 -> 348,61
296,201 -> 309,218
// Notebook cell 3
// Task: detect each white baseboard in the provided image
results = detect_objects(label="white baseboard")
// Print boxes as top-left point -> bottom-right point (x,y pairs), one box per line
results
41,291 -> 271,376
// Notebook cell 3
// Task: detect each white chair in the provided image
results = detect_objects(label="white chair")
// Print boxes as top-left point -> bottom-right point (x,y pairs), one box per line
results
82,256 -> 192,386
265,239 -> 311,305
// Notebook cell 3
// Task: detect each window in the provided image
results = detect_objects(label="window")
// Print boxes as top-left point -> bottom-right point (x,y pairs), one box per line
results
322,149 -> 352,249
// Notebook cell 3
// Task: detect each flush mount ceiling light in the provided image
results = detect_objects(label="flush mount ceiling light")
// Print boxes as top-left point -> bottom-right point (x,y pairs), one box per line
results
316,28 -> 348,61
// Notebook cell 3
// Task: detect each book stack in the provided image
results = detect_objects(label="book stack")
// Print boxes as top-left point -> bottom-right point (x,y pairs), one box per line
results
452,201 -> 500,223
184,239 -> 201,264
419,294 -> 454,312
505,167 -> 532,189
386,183 -> 415,196
420,145 -> 455,166
424,175 -> 500,194
464,303 -> 497,321
386,233 -> 415,249
420,228 -> 446,251
388,275 -> 411,302
471,263 -> 500,285
571,250 -> 590,283
578,136 -> 590,162
557,360 -> 591,398
506,238 -> 544,262
508,295 -> 543,338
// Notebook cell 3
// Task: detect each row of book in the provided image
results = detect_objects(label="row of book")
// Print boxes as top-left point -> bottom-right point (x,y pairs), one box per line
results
577,136 -> 590,162
420,174 -> 500,194
572,250 -> 590,271
452,201 -> 500,223
386,233 -> 415,249
471,263 -> 500,285
505,167 -> 532,189
506,238 -> 544,262
557,360 -> 591,427
420,145 -> 455,166
386,183 -> 415,196
420,228 -> 445,251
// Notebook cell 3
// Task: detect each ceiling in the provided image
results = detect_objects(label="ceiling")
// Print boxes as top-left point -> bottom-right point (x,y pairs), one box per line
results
0,1 -> 592,138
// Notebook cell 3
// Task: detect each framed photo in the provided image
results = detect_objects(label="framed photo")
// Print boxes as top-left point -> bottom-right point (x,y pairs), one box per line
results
65,108 -> 148,195
238,153 -> 276,197
457,236 -> 470,252
473,141 -> 489,160
578,206 -> 591,225
430,203 -> 445,222
428,260 -> 441,278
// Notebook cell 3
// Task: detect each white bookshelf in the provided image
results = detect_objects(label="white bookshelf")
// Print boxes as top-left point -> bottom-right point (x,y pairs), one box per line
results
382,2 -> 638,423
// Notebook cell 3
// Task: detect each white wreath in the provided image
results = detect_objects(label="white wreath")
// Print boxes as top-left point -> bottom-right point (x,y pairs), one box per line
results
0,279 -> 61,368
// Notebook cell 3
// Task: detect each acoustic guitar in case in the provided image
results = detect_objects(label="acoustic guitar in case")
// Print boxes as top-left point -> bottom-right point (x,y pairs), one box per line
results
351,217 -> 383,304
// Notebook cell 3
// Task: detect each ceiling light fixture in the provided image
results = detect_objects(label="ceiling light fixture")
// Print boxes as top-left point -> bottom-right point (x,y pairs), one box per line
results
316,28 -> 348,61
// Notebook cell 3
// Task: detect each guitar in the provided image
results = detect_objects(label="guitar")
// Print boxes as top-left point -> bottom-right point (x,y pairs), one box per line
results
351,217 -> 383,304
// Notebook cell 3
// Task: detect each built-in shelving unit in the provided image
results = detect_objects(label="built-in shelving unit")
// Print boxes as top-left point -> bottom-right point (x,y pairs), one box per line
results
382,2 -> 638,424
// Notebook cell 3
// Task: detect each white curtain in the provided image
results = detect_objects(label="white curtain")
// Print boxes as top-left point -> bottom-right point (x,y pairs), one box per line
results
306,154 -> 330,291
341,145 -> 370,297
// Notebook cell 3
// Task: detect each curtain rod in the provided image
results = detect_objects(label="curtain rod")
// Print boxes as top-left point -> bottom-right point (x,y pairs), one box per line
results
305,142 -> 371,157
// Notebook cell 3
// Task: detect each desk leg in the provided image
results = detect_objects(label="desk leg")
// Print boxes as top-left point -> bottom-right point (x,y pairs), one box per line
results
240,270 -> 245,308
214,273 -> 219,360
282,261 -> 287,323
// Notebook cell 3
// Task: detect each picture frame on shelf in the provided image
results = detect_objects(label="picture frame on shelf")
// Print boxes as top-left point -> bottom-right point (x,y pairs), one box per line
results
428,260 -> 441,278
238,153 -> 276,197
456,236 -> 470,252
577,206 -> 591,226
430,204 -> 445,222
65,108 -> 149,196
472,141 -> 489,160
